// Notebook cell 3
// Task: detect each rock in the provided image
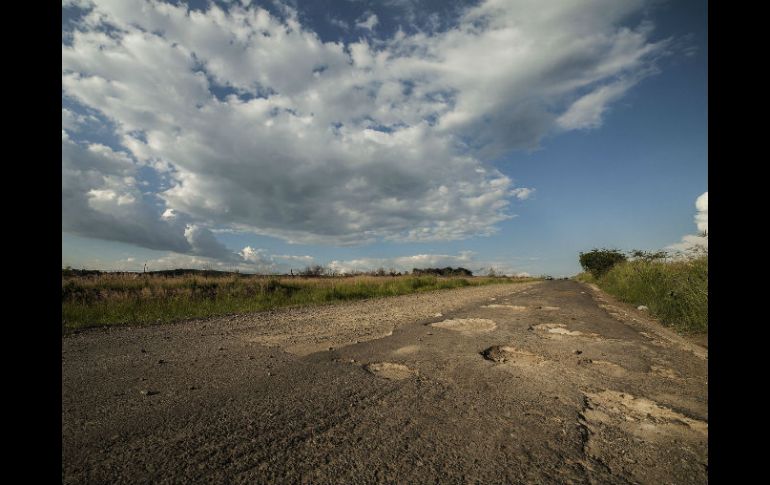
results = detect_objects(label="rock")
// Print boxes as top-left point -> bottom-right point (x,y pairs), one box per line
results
267,371 -> 272,376
157,359 -> 166,364
637,305 -> 649,311
574,350 -> 583,355
140,390 -> 159,396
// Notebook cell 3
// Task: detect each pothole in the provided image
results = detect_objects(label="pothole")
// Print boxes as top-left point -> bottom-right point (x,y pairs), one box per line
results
430,318 -> 497,333
585,359 -> 627,377
534,323 -> 599,338
582,389 -> 708,441
578,390 -> 708,482
481,304 -> 527,310
650,365 -> 679,379
481,346 -> 544,366
364,362 -> 418,380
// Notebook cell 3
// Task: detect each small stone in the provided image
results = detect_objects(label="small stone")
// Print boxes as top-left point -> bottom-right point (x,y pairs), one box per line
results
140,389 -> 159,396
267,371 -> 272,376
637,305 -> 649,311
189,386 -> 197,391
140,348 -> 147,353
157,359 -> 166,364
574,350 -> 583,355
248,356 -> 255,360
218,347 -> 225,351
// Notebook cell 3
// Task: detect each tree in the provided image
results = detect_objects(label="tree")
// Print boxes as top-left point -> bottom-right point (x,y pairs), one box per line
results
579,248 -> 627,278
629,249 -> 668,262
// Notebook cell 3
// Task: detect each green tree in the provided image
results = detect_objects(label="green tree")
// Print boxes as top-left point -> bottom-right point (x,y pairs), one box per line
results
579,248 -> 627,278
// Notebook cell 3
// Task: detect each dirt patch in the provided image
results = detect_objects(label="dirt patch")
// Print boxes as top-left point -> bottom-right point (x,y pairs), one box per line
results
364,362 -> 418,380
533,323 -> 598,338
481,304 -> 527,310
392,345 -> 421,356
234,282 -> 535,356
480,346 -> 544,366
582,390 -> 707,441
587,360 -> 627,377
430,318 -> 497,333
650,365 -> 679,379
578,389 -> 708,484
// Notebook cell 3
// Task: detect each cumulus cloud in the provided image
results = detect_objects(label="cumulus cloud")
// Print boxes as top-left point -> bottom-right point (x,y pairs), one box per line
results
667,191 -> 708,253
694,191 -> 707,233
61,0 -> 667,255
62,132 -> 240,260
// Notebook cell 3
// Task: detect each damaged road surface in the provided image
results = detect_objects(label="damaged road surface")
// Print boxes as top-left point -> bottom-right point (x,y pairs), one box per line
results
62,280 -> 707,484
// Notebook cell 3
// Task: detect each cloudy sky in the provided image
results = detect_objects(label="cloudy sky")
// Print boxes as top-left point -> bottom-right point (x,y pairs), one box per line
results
62,0 -> 707,276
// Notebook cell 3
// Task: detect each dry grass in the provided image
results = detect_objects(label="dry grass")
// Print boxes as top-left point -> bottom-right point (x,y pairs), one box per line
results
575,255 -> 707,334
62,273 -> 536,331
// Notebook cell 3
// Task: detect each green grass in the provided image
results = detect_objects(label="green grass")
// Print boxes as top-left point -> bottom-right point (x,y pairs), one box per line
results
575,256 -> 708,334
62,273 -> 535,332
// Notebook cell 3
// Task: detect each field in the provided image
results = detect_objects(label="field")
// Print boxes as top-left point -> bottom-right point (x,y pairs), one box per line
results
62,271 -> 534,331
575,255 -> 708,334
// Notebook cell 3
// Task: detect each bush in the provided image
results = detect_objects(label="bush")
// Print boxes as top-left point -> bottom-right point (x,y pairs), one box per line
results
579,249 -> 627,278
599,256 -> 707,333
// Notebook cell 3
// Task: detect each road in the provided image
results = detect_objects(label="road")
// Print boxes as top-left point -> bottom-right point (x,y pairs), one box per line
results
62,280 -> 708,484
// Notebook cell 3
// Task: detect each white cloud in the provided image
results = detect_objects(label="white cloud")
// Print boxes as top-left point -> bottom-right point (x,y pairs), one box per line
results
355,13 -> 379,31
556,79 -> 635,130
694,191 -> 707,233
667,191 -> 708,253
327,250 -> 532,276
511,187 -> 535,200
62,133 -> 238,260
62,0 -> 666,252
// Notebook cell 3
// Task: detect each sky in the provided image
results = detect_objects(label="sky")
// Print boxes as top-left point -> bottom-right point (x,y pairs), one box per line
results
62,0 -> 708,277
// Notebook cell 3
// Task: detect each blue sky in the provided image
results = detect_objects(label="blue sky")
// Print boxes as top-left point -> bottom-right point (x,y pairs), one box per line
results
62,0 -> 707,276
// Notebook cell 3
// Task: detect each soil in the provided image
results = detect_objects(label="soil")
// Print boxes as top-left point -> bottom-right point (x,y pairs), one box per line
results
62,280 -> 707,484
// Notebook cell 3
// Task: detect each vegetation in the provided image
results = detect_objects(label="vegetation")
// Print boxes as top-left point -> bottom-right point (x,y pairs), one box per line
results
575,249 -> 707,334
578,248 -> 627,278
411,267 -> 474,277
62,271 -> 535,332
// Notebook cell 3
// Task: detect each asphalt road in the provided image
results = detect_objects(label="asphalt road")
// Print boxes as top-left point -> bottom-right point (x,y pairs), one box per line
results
62,280 -> 708,484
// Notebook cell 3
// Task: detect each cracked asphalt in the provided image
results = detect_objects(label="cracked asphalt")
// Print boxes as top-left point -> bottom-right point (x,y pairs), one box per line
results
62,280 -> 707,484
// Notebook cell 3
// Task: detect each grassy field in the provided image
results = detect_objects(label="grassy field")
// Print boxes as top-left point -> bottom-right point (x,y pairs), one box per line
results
575,255 -> 708,334
62,272 -> 535,332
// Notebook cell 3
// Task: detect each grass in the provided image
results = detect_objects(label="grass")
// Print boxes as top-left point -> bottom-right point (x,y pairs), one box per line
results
62,273 -> 536,332
574,255 -> 707,334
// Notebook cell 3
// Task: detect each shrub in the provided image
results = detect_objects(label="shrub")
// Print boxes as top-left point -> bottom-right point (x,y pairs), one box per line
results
579,248 -> 627,278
